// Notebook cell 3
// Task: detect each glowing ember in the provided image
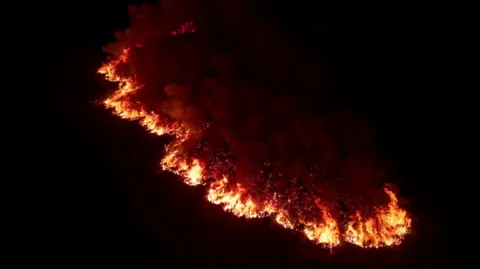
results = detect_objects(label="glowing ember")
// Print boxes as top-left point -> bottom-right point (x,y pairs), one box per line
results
171,20 -> 196,36
97,22 -> 412,249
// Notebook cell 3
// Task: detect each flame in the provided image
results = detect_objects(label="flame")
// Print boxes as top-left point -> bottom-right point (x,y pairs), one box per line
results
344,188 -> 412,248
301,200 -> 341,247
207,176 -> 273,218
98,48 -> 179,136
97,24 -> 411,249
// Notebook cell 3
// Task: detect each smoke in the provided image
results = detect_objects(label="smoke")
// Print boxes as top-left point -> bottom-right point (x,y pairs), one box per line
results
102,0 -> 399,226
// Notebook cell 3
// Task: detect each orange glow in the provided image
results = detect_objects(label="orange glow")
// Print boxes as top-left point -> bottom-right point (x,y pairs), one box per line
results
207,176 -> 273,218
97,27 -> 411,249
344,188 -> 412,248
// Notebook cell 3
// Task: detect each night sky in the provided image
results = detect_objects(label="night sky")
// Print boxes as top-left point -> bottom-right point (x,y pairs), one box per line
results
30,0 -> 462,267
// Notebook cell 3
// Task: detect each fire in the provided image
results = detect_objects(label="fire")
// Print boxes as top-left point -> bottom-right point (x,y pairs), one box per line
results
160,146 -> 204,186
302,201 -> 341,247
207,176 -> 272,218
98,48 -> 178,136
97,24 -> 411,249
344,188 -> 412,248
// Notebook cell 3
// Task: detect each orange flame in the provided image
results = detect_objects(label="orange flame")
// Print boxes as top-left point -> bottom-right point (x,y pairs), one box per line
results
301,200 -> 341,247
97,29 -> 411,249
207,176 -> 274,218
344,188 -> 412,248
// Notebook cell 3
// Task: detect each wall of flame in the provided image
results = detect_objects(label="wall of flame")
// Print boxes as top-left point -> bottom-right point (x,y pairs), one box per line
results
97,21 -> 412,249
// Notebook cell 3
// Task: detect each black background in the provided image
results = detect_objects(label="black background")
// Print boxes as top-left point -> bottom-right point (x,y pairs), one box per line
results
30,0 -> 462,267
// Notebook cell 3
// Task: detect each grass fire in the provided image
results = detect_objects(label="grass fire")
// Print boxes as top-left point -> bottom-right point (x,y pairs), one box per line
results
97,1 -> 411,249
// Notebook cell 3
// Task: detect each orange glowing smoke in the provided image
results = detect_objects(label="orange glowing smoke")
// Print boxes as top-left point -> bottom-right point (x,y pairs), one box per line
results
97,25 -> 411,249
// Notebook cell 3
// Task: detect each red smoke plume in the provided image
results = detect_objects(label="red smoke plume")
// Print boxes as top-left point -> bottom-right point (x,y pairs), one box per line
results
98,0 -> 411,248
